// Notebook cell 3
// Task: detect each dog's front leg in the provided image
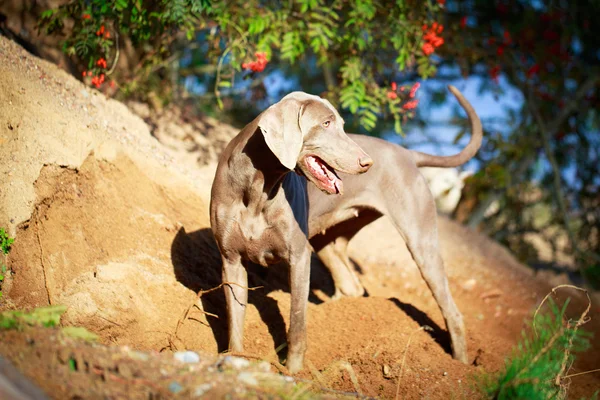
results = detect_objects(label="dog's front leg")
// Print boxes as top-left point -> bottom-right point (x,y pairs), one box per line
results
222,254 -> 248,353
286,243 -> 311,374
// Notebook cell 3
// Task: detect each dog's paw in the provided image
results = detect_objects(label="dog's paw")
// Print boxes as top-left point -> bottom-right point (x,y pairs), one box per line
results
330,285 -> 365,300
286,354 -> 304,374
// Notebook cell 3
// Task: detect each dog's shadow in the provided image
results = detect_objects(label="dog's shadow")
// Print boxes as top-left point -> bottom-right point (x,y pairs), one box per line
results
171,227 -> 453,359
388,298 -> 453,356
170,227 -> 337,357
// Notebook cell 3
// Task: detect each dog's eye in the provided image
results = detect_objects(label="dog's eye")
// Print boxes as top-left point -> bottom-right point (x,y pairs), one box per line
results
322,121 -> 331,128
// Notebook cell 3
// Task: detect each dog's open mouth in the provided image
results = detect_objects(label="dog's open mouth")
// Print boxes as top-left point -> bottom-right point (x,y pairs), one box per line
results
305,155 -> 343,195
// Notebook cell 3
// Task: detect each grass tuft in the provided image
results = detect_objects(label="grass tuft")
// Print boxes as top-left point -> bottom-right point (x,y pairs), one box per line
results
475,286 -> 593,400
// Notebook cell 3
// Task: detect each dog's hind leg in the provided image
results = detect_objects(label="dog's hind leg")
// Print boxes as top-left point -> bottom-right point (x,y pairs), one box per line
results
310,208 -> 382,299
391,212 -> 468,363
316,237 -> 365,299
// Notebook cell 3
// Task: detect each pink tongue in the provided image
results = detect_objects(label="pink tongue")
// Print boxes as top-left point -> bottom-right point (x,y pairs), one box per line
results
307,156 -> 342,194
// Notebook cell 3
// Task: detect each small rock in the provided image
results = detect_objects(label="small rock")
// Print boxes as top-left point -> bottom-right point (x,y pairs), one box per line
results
462,278 -> 477,291
169,382 -> 183,394
257,361 -> 271,373
382,364 -> 392,379
222,355 -> 250,370
238,372 -> 259,386
194,383 -> 212,397
443,371 -> 448,376
174,351 -> 200,364
118,363 -> 136,379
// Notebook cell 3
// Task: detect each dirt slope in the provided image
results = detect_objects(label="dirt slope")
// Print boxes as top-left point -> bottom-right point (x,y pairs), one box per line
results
1,35 -> 598,399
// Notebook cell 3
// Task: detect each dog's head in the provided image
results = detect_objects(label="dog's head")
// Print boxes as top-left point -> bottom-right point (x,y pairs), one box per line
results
257,91 -> 372,195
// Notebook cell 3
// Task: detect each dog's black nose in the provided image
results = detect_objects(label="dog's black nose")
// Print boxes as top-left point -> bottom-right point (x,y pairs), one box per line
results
359,155 -> 374,170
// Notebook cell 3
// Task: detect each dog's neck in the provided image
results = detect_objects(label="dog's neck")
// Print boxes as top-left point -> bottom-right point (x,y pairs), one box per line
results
242,129 -> 293,198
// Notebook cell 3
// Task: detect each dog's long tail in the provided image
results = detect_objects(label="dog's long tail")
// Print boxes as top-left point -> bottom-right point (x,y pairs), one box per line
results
411,85 -> 483,168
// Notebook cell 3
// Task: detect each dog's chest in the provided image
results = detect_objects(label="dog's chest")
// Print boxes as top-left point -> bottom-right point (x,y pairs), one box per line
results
235,175 -> 308,266
236,208 -> 289,266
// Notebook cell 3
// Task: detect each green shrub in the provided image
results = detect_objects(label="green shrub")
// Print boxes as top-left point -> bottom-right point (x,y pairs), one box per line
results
476,299 -> 592,400
0,306 -> 99,342
0,228 -> 13,300
0,264 -> 4,300
0,228 -> 14,255
0,305 -> 67,330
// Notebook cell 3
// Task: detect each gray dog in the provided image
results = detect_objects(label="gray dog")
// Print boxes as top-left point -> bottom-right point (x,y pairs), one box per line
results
307,85 -> 482,364
210,91 -> 373,373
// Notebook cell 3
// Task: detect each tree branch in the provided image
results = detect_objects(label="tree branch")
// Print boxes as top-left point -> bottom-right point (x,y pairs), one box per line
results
526,74 -> 600,270
322,61 -> 337,91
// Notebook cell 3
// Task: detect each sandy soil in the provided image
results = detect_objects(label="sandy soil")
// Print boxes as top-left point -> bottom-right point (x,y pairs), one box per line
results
0,35 -> 598,399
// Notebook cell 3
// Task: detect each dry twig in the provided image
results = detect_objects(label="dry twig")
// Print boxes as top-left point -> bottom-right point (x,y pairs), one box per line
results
395,325 -> 432,400
228,351 -> 288,375
315,359 -> 362,395
35,214 -> 53,305
167,281 -> 263,351
531,284 -> 592,389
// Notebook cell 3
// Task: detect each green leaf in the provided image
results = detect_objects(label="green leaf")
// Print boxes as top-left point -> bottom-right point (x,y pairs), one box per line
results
248,16 -> 267,35
360,113 -> 377,130
394,118 -> 404,135
327,9 -> 339,21
40,9 -> 55,19
453,129 -> 467,144
0,228 -> 14,255
114,0 -> 128,11
299,0 -> 318,13
322,25 -> 335,39
281,31 -> 304,63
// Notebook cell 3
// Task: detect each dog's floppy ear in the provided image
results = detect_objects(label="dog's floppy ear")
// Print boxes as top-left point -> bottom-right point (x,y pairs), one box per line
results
257,98 -> 303,170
